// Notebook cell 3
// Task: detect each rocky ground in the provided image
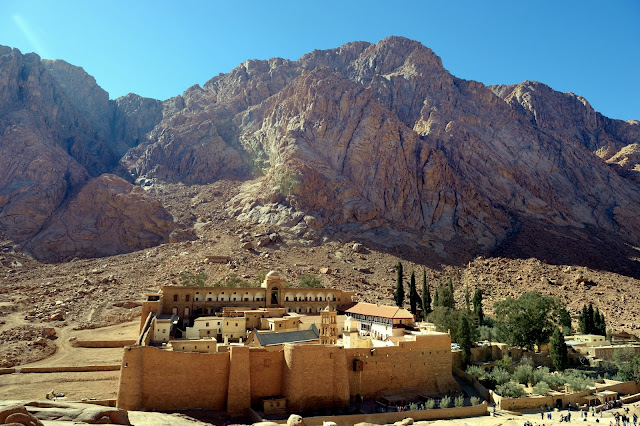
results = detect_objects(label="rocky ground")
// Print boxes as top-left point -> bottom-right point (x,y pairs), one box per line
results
1,178 -> 639,369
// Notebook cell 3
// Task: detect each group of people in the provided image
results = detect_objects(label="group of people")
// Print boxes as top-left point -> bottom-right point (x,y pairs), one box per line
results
612,408 -> 637,426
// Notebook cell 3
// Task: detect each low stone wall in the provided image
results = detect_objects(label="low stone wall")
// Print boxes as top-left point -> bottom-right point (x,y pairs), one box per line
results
452,366 -> 490,401
596,380 -> 640,395
74,399 -> 117,407
298,402 -> 488,426
492,380 -> 640,412
621,393 -> 640,404
19,365 -> 121,373
0,368 -> 15,375
74,340 -> 136,348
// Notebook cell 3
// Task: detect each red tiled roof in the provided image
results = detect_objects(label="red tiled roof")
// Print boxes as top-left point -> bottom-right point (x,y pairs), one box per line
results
345,302 -> 414,319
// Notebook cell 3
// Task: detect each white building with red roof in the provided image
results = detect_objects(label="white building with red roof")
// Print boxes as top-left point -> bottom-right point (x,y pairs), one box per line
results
344,302 -> 415,340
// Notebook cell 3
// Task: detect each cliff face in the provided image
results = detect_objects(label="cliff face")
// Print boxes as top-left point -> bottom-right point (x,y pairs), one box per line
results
0,46 -> 174,261
1,37 -> 639,262
122,36 -> 640,251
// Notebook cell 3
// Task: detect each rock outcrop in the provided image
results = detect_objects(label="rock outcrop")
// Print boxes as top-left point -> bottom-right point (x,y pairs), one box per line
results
124,36 -> 640,252
24,174 -> 175,262
490,81 -> 640,183
1,37 -> 639,261
0,46 -> 176,261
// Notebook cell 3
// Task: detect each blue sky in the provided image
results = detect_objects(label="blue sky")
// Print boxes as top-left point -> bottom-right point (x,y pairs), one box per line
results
1,1 -> 638,121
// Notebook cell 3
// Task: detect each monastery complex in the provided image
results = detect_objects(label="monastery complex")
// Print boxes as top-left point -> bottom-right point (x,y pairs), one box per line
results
117,271 -> 459,414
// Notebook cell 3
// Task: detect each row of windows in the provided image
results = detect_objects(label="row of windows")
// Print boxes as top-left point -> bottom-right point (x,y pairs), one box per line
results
173,294 -> 266,302
170,294 -> 340,302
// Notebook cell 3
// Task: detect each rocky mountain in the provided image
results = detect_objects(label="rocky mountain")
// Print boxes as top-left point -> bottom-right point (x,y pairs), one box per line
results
123,37 -> 640,259
1,37 -> 639,270
0,46 -> 175,261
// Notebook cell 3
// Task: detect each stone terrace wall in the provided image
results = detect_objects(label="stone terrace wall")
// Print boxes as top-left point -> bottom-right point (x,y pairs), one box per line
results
117,333 -> 456,414
298,402 -> 488,426
346,334 -> 454,399
118,345 -> 230,411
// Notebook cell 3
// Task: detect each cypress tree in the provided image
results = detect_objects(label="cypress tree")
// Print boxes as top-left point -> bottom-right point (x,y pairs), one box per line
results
409,271 -> 419,315
473,289 -> 484,326
394,262 -> 405,307
595,310 -> 606,336
422,270 -> 432,317
458,314 -> 473,367
579,304 -> 588,334
464,286 -> 471,311
448,278 -> 455,309
586,303 -> 595,334
550,327 -> 568,371
434,288 -> 439,307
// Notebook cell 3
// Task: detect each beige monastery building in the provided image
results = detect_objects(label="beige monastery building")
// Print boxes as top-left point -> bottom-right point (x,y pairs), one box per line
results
118,271 -> 457,415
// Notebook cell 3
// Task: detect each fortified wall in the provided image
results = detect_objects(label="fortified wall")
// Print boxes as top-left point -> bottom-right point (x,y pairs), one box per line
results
117,333 -> 455,414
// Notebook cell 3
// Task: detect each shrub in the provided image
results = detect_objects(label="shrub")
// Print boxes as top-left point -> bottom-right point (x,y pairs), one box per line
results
491,367 -> 511,385
299,273 -> 323,288
513,364 -> 534,386
454,395 -> 464,407
563,371 -> 594,392
532,381 -> 551,395
214,273 -> 251,287
179,271 -> 207,286
470,396 -> 480,406
425,399 -> 435,409
532,366 -> 550,385
495,381 -> 526,398
466,365 -> 487,378
440,395 -> 451,408
495,355 -> 513,370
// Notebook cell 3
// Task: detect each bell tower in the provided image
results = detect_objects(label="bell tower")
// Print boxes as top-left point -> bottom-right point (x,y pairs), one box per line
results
320,305 -> 338,345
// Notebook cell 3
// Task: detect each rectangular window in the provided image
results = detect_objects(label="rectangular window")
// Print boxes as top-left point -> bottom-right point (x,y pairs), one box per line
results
186,295 -> 190,302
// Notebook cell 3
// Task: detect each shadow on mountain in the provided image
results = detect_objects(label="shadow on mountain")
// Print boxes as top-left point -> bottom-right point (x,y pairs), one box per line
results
489,219 -> 640,279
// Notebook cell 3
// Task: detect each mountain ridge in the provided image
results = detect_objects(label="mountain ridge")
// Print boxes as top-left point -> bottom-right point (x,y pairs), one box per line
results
0,37 -> 639,268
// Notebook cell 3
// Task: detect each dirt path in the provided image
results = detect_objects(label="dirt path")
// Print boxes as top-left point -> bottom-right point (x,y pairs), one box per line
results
19,320 -> 139,368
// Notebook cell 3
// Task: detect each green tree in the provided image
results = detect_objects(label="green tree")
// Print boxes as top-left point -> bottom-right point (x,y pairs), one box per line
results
408,271 -> 420,315
612,348 -> 640,383
394,262 -> 404,308
473,289 -> 484,326
435,282 -> 454,309
532,381 -> 551,395
557,304 -> 572,335
433,288 -> 439,307
448,278 -> 455,309
421,270 -> 432,317
180,271 -> 208,286
550,327 -> 568,371
579,304 -> 588,334
495,382 -> 526,398
593,307 -> 606,336
464,286 -> 471,311
495,291 -> 566,351
299,273 -> 323,288
428,306 -> 460,340
513,364 -> 534,386
586,303 -> 595,334
458,314 -> 473,367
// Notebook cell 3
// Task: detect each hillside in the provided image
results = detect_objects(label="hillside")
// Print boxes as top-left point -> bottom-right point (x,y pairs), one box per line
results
0,37 -> 639,335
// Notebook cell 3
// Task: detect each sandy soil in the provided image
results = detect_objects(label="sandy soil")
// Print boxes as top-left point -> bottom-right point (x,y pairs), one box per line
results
0,320 -> 139,401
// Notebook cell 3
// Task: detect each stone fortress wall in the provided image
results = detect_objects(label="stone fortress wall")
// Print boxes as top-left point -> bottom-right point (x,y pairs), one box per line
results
117,332 -> 455,413
120,271 -> 456,414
